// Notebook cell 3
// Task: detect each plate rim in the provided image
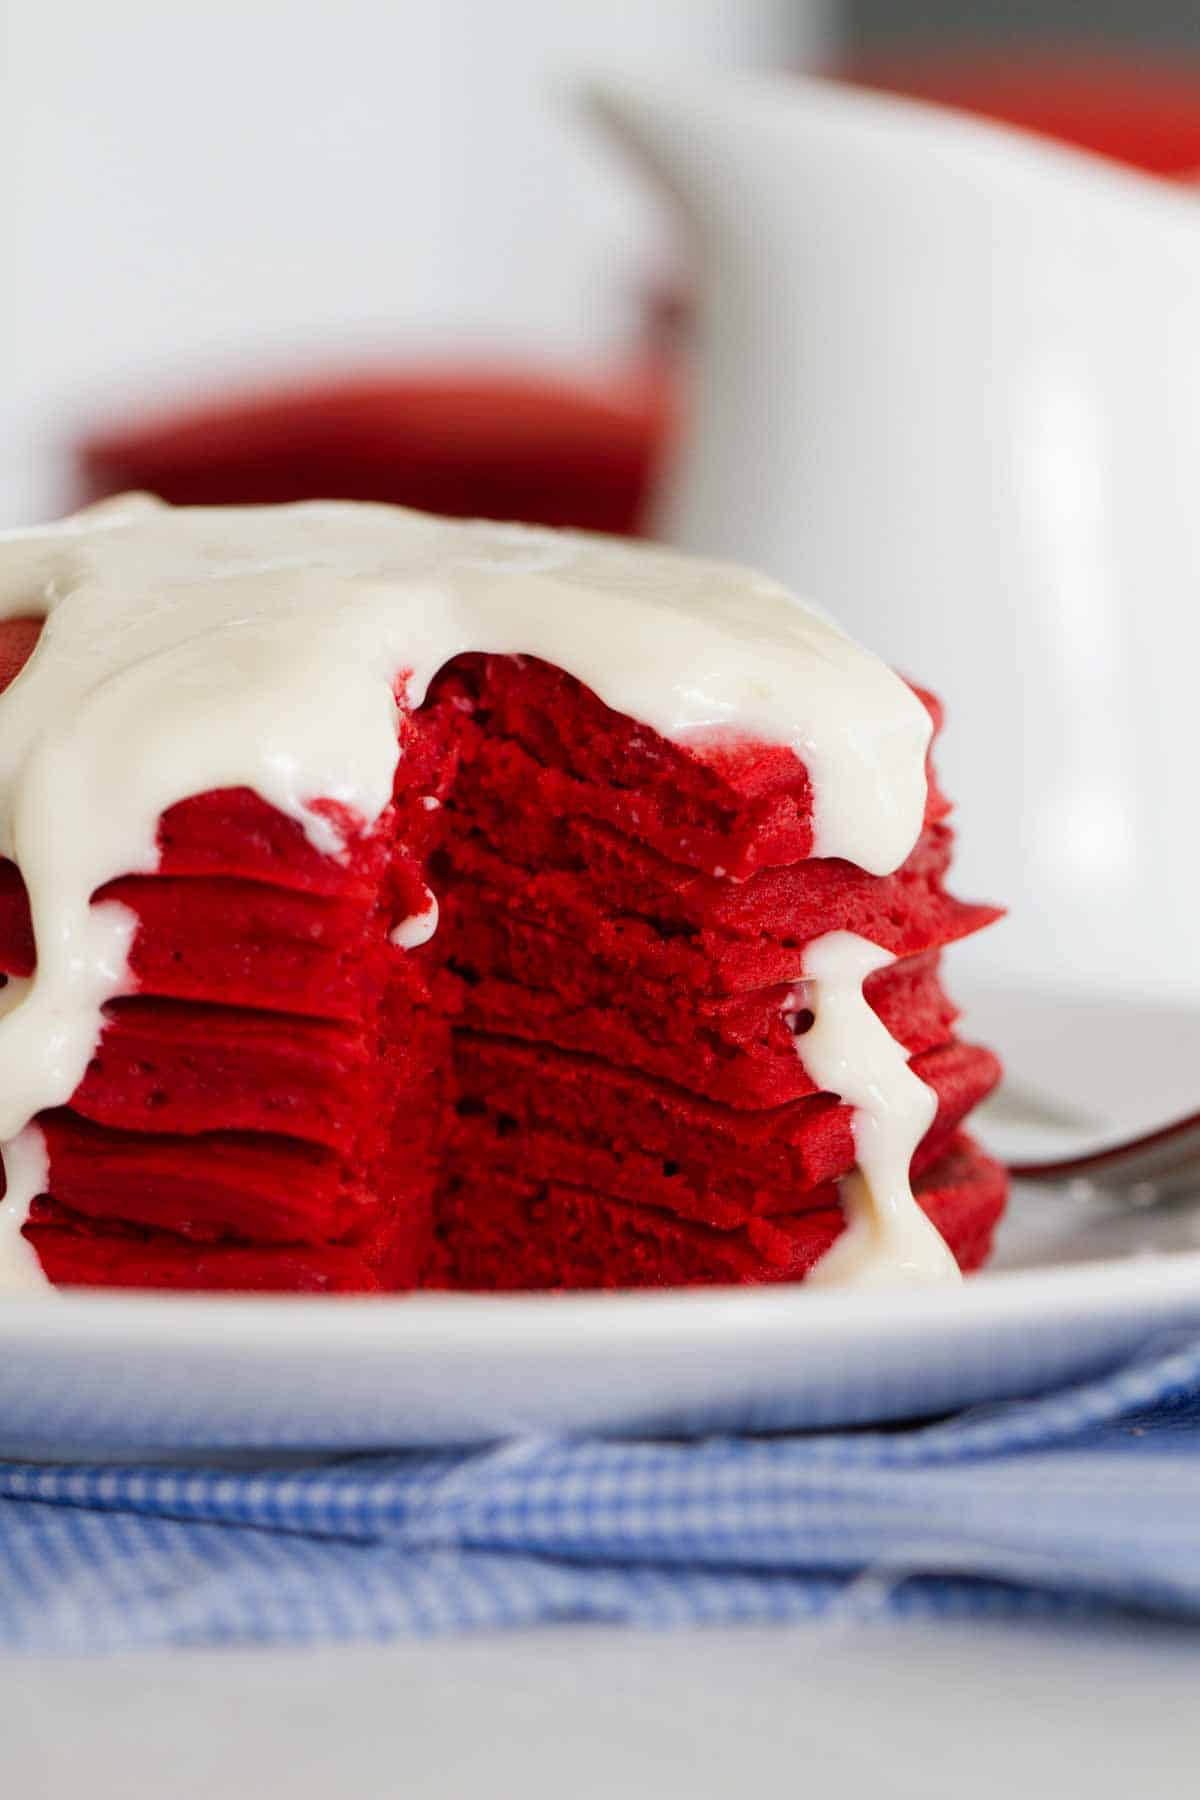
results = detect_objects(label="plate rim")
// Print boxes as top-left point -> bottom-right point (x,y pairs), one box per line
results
3,1244 -> 1199,1357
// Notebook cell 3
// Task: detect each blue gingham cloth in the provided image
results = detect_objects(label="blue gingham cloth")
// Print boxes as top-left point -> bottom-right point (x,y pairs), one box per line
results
3,1333 -> 1200,1653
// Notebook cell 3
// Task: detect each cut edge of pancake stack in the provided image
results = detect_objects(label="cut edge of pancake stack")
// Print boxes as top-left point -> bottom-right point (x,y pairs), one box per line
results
426,655 -> 1006,1288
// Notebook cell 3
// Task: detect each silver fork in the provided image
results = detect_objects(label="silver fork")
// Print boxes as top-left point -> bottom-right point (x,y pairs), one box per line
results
1007,1098 -> 1200,1198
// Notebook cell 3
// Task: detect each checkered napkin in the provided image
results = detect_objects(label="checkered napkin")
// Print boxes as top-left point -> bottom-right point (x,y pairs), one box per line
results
2,1334 -> 1200,1653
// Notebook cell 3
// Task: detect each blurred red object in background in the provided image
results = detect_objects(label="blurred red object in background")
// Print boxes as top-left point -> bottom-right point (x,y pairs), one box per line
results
849,51 -> 1200,177
80,54 -> 1200,534
81,367 -> 671,537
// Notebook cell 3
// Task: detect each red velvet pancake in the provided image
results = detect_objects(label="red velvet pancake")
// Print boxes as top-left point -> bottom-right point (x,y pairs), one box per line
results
0,613 -> 1005,1292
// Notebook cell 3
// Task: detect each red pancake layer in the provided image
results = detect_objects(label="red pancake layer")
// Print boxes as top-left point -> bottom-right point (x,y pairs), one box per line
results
429,1137 -> 1007,1291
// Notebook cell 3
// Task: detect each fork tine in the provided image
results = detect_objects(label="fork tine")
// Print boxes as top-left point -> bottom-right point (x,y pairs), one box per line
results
1013,1112 -> 1200,1197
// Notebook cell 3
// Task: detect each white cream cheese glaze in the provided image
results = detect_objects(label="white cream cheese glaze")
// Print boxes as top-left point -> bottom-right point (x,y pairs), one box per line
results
389,889 -> 439,950
0,495 -> 937,1291
797,931 -> 959,1289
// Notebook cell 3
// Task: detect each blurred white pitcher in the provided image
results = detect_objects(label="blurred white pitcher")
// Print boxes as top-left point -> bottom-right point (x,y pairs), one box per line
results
592,75 -> 1200,1001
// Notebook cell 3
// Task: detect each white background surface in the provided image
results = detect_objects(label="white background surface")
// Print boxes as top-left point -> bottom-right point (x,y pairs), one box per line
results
1,0 -> 832,475
4,1620 -> 1197,1798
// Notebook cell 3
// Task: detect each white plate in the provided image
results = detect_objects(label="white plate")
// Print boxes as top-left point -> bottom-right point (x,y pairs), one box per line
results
6,985 -> 1200,1457
2,1181 -> 1200,1456
957,980 -> 1200,1167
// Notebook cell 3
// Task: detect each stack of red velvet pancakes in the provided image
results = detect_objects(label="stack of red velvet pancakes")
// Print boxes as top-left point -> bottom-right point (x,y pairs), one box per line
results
0,590 -> 1005,1293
